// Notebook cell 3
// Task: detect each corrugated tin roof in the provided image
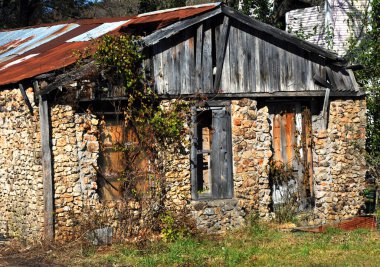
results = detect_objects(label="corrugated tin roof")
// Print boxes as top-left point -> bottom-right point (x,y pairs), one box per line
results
0,3 -> 220,86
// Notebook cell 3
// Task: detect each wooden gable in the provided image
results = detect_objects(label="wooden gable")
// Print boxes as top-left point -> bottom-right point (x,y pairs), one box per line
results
146,6 -> 360,98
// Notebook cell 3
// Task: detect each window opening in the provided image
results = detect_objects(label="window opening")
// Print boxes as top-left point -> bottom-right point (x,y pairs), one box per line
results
191,104 -> 233,200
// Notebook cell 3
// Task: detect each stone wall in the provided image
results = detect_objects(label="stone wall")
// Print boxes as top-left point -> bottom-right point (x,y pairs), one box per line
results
0,88 -> 44,240
313,99 -> 367,224
0,93 -> 368,241
51,105 -> 102,241
231,99 -> 272,219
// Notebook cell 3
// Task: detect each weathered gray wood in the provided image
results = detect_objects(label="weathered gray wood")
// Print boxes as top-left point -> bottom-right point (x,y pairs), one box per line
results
152,45 -> 164,94
322,88 -> 331,129
190,107 -> 198,199
211,110 -> 221,197
229,26 -> 238,93
225,106 -> 233,198
157,90 -> 364,99
38,62 -> 97,96
259,38 -> 269,92
142,7 -> 222,46
270,42 -> 280,92
19,84 -> 34,115
195,23 -> 203,93
213,16 -> 230,93
221,5 -> 346,66
183,30 -> 195,94
36,80 -> 54,241
326,67 -> 337,90
237,28 -> 245,92
202,21 -> 213,93
313,73 -> 331,89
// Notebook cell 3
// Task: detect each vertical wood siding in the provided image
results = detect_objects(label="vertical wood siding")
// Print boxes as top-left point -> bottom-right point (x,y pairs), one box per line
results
150,15 -> 355,95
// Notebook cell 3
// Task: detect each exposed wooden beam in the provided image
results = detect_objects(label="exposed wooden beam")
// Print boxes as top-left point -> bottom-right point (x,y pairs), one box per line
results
37,62 -> 97,97
19,84 -> 34,115
155,90 -> 365,99
326,67 -> 337,90
142,8 -> 222,47
322,88 -> 331,129
213,16 -> 230,93
34,81 -> 54,241
313,74 -> 331,89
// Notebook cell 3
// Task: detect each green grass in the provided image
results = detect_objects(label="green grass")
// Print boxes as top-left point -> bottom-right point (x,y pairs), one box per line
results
54,224 -> 380,267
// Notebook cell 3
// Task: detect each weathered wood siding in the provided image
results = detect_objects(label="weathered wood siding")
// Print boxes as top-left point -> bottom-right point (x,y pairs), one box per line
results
150,14 -> 355,96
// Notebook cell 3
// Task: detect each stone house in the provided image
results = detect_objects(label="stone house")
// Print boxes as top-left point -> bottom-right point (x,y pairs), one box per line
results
0,2 -> 366,242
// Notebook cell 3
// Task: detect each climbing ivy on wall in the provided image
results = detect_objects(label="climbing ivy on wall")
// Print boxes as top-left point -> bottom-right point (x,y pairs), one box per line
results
93,34 -> 188,147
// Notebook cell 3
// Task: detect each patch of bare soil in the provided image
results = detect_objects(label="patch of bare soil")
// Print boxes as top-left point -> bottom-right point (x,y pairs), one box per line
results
0,241 -> 66,267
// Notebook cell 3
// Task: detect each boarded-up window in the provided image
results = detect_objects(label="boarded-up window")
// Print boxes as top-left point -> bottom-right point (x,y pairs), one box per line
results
191,105 -> 233,200
98,116 -> 149,201
271,103 -> 313,202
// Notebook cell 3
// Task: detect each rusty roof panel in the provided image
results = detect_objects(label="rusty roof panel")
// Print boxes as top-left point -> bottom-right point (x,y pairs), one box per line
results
66,20 -> 130,42
0,24 -> 79,61
0,3 -> 220,86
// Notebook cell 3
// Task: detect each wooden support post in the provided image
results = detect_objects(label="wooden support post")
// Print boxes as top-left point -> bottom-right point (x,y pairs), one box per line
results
35,81 -> 54,241
19,84 -> 34,115
322,88 -> 331,129
190,106 -> 198,200
213,16 -> 230,93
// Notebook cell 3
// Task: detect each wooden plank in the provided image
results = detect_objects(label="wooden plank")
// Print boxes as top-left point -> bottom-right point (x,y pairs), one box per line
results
213,16 -> 230,93
322,88 -> 331,129
237,28 -> 245,92
19,84 -> 34,115
35,80 -> 54,241
302,107 -> 313,197
326,67 -> 337,90
142,7 -> 222,47
229,26 -> 238,93
225,105 -> 233,198
191,107 -> 198,199
195,23 -> 203,93
245,31 -> 254,92
259,39 -> 269,92
174,39 -> 183,95
270,44 -> 280,92
152,45 -> 164,94
211,110 -> 221,197
285,112 -> 295,167
156,90 -> 364,99
202,21 -> 213,93
187,31 -> 195,94
279,46 -> 287,91
273,114 -> 282,163
254,36 -> 261,92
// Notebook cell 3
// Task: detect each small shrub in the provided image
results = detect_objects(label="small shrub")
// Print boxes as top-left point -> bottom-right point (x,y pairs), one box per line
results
159,210 -> 197,243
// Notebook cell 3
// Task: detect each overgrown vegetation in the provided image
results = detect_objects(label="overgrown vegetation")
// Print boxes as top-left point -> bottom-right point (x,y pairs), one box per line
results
2,223 -> 380,266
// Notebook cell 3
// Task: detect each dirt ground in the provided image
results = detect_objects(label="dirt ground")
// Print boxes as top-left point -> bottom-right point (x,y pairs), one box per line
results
0,242 -> 65,267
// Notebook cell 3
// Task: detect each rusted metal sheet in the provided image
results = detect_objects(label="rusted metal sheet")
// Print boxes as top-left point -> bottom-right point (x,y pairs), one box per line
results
0,3 -> 219,87
294,216 -> 377,233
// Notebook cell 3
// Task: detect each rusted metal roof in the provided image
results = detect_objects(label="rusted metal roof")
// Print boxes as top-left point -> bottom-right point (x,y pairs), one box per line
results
0,3 -> 220,86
